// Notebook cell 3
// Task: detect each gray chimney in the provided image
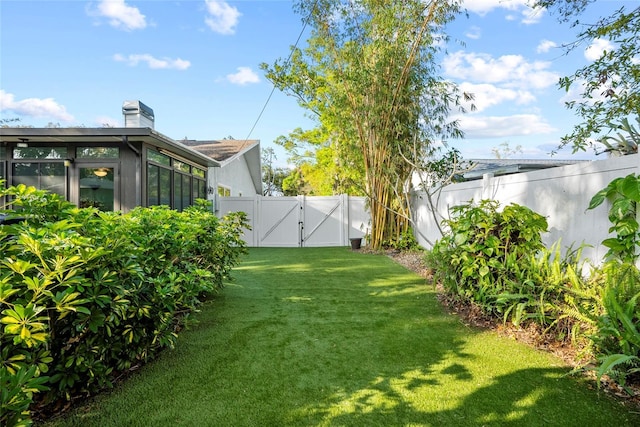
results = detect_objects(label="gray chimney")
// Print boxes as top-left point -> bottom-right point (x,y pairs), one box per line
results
123,100 -> 155,129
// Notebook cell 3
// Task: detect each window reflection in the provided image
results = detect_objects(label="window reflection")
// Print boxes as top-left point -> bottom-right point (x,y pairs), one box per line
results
79,167 -> 114,211
12,162 -> 65,197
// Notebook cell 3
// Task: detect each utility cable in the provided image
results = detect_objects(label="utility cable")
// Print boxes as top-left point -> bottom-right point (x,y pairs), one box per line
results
241,0 -> 318,147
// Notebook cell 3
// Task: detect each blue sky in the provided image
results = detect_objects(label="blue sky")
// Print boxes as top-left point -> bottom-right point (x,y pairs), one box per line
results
0,0 -> 632,167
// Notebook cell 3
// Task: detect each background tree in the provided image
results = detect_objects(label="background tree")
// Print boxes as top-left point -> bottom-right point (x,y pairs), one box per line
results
491,142 -> 523,159
262,147 -> 295,196
262,147 -> 277,196
536,1 -> 639,152
262,0 -> 466,249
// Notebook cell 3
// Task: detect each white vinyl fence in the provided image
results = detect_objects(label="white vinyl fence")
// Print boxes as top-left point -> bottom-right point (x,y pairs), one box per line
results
412,153 -> 640,265
218,195 -> 369,247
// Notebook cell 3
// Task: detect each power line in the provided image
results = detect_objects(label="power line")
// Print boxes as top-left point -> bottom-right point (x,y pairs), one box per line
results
241,1 -> 317,146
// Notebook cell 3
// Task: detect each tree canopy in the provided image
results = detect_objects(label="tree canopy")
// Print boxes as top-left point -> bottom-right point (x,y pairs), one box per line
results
262,0 -> 466,249
536,0 -> 640,152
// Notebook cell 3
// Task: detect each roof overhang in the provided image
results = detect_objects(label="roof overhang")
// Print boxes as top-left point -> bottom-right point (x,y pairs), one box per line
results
0,127 -> 221,167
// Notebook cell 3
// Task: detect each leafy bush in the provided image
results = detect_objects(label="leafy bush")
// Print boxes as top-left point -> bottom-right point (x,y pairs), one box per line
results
427,200 -> 593,336
428,190 -> 640,392
587,175 -> 640,388
587,173 -> 640,263
384,228 -> 421,251
1,184 -> 248,426
590,262 -> 640,389
429,200 -> 546,319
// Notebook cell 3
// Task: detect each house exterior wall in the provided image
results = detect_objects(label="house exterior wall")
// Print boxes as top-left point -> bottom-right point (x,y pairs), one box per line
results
412,153 -> 640,266
0,138 -> 210,213
216,156 -> 258,197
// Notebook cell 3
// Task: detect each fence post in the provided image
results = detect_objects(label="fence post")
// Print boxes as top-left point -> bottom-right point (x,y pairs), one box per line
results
482,173 -> 495,201
341,194 -> 348,246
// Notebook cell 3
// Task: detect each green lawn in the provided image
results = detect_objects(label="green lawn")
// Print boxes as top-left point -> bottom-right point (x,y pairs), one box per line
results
44,247 -> 640,426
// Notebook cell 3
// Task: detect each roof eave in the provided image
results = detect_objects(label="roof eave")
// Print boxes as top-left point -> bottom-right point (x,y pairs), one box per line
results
0,127 -> 220,167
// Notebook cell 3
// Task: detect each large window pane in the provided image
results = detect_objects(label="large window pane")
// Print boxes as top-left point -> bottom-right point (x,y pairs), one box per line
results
194,178 -> 206,200
12,163 -> 38,188
182,174 -> 191,209
159,167 -> 171,206
40,163 -> 65,195
79,167 -> 114,211
148,164 -> 159,206
173,173 -> 183,211
0,146 -> 5,185
12,162 -> 65,197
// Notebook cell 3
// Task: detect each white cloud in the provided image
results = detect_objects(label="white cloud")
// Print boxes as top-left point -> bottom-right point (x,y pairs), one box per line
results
462,0 -> 544,24
536,39 -> 558,54
0,90 -> 74,122
458,114 -> 556,139
92,0 -> 147,31
204,0 -> 241,35
520,5 -> 545,25
443,51 -> 558,89
584,38 -> 615,62
226,67 -> 260,85
113,53 -> 191,70
462,0 -> 525,16
458,82 -> 536,113
465,26 -> 481,40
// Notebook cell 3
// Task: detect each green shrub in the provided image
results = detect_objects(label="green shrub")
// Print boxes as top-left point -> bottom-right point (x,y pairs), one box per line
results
429,200 -> 547,318
427,200 -> 595,338
1,185 -> 248,425
589,262 -> 640,388
588,173 -> 640,263
384,228 -> 421,251
587,174 -> 640,388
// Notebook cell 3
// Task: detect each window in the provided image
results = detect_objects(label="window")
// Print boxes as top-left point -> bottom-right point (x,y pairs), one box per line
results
0,146 -> 5,186
10,147 -> 67,196
194,177 -> 206,200
218,185 -> 231,197
1,147 -> 5,204
13,147 -> 67,160
148,150 -> 170,166
173,172 -> 192,211
12,162 -> 65,197
193,167 -> 206,201
147,164 -> 172,207
76,147 -> 119,159
146,149 -> 207,210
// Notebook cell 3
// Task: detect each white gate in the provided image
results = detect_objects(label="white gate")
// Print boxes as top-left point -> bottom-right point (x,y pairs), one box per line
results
217,195 -> 369,248
260,197 -> 300,247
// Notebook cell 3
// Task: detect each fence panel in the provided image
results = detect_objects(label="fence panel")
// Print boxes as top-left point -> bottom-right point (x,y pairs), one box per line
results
219,195 -> 368,247
412,154 -> 640,265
